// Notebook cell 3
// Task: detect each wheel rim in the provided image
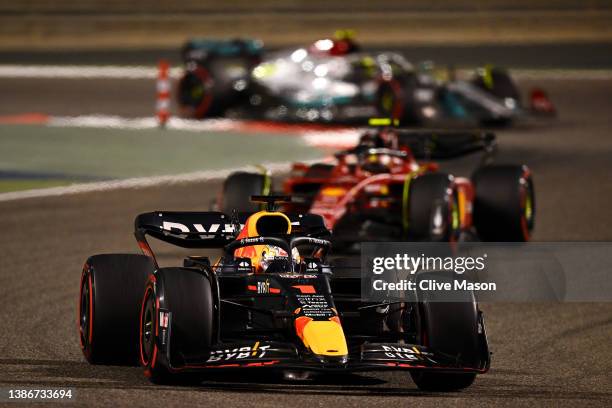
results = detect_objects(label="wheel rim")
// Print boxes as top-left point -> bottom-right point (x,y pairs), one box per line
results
378,80 -> 404,120
451,195 -> 460,231
178,67 -> 214,118
79,275 -> 90,348
381,90 -> 395,112
520,176 -> 535,240
140,288 -> 155,365
448,191 -> 461,242
524,184 -> 534,225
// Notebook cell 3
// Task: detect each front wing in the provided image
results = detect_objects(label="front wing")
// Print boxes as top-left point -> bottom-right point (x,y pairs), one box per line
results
172,341 -> 489,374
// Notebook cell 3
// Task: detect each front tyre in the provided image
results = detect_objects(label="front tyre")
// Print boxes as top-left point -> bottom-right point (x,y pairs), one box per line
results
411,371 -> 476,392
407,173 -> 460,242
140,267 -> 214,384
411,272 -> 484,391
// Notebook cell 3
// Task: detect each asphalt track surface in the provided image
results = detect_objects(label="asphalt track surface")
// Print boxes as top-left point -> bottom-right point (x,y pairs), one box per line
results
0,77 -> 611,406
2,43 -> 612,68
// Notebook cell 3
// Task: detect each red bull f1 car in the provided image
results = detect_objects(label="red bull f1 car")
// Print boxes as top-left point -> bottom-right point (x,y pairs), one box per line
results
219,127 -> 535,249
79,196 -> 490,390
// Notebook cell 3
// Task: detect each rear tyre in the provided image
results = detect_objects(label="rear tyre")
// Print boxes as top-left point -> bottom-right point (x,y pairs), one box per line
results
472,66 -> 521,104
376,79 -> 406,122
472,165 -> 535,241
79,254 -> 154,365
177,65 -> 218,118
411,272 -> 481,391
407,173 -> 460,242
221,171 -> 268,214
140,268 -> 214,384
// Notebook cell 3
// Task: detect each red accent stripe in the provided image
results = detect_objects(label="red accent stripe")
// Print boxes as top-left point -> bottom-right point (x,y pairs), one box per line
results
139,285 -> 152,366
294,316 -> 313,340
87,274 -> 93,344
0,113 -> 50,124
292,285 -> 316,294
184,360 -> 281,369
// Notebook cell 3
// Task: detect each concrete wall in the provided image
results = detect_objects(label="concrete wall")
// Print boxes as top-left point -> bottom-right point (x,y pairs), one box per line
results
1,1 -> 611,50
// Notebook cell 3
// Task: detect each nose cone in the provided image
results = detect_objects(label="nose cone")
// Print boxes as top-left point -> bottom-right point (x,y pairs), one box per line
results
300,319 -> 348,358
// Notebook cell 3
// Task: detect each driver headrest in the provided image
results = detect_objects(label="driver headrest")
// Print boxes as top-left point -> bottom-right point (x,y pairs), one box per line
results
244,211 -> 292,237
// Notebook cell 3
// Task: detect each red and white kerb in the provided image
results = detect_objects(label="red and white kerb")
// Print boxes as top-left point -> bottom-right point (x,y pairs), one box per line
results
156,60 -> 171,127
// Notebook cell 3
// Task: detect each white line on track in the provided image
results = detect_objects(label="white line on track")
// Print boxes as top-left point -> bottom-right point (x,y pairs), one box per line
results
0,65 -> 182,79
47,115 -> 359,148
0,162 -> 297,203
48,115 -> 240,131
47,115 -> 360,148
301,129 -> 362,148
1,64 -> 612,80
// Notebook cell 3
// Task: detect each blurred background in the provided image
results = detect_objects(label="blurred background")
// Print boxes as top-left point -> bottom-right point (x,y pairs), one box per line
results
0,3 -> 611,407
1,0 -> 612,65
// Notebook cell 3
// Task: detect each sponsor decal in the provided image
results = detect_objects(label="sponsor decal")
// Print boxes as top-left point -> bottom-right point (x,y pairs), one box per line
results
207,342 -> 271,362
159,311 -> 169,328
161,221 -> 244,239
158,309 -> 170,345
237,259 -> 252,272
278,274 -> 317,279
380,345 -> 421,361
240,236 -> 266,245
258,281 -> 270,294
247,279 -> 281,294
296,294 -> 334,318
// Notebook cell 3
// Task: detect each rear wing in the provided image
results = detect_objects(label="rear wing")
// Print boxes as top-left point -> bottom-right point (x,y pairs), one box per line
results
392,130 -> 496,160
134,211 -> 329,266
181,38 -> 263,63
135,211 -> 236,249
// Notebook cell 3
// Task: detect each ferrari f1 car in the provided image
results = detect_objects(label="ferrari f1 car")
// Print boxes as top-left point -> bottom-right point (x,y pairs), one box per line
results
177,34 -> 554,126
79,196 -> 490,390
218,127 -> 535,248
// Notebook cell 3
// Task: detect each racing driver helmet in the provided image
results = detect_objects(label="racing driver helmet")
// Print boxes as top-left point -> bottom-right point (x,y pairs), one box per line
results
233,211 -> 301,273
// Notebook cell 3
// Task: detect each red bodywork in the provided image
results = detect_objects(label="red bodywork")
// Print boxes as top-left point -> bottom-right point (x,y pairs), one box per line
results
283,143 -> 476,238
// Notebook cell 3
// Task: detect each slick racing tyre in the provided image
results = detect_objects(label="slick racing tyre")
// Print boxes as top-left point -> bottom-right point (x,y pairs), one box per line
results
411,272 -> 482,391
376,74 -> 431,125
178,65 -> 217,118
472,66 -> 521,104
178,56 -> 254,119
407,173 -> 460,242
221,171 -> 268,214
79,254 -> 154,365
472,165 -> 535,241
376,79 -> 406,121
140,267 -> 214,384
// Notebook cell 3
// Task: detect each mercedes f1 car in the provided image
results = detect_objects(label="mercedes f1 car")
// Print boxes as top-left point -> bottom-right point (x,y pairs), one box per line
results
79,196 -> 490,390
177,34 -> 554,126
219,127 -> 535,249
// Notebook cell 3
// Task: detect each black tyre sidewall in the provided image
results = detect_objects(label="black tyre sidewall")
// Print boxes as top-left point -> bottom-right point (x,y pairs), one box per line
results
472,165 -> 535,241
177,65 -> 216,118
140,268 -> 214,383
411,272 -> 480,391
79,254 -> 154,365
221,172 -> 266,214
408,173 -> 458,241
